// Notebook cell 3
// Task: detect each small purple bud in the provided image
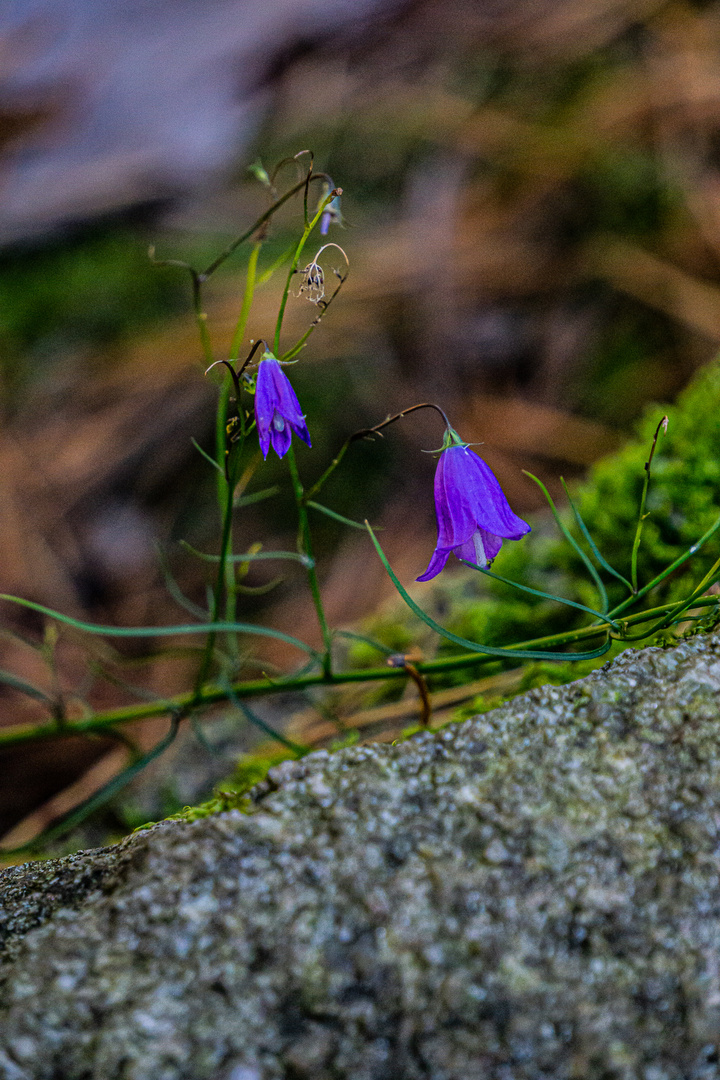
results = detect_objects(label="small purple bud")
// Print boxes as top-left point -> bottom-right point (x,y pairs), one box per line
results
317,181 -> 343,236
418,444 -> 530,581
254,354 -> 311,460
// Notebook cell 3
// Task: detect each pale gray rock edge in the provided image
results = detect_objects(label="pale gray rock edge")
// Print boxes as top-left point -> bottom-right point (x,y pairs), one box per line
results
3,634 -> 720,1079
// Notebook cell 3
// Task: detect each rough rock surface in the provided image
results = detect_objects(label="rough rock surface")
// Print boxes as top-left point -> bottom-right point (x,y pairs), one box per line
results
4,634 -> 720,1080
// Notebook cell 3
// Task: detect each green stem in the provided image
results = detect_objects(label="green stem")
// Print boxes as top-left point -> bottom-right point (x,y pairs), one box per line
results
608,510 -> 720,620
3,595 -> 716,751
218,247 -> 262,653
195,441 -> 243,693
200,175 -> 328,280
205,237 -> 262,676
304,403 -> 450,505
631,416 -> 667,594
463,561 -> 619,629
214,379 -> 233,507
624,557 -> 720,639
273,197 -> 334,355
524,471 -> 608,614
287,445 -> 333,677
560,478 -> 633,594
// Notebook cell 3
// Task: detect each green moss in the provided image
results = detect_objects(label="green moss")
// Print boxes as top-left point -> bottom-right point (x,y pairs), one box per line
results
135,744 -> 299,829
362,359 -> 720,684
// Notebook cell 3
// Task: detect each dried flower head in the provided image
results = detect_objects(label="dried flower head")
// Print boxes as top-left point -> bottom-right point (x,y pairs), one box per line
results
297,259 -> 325,303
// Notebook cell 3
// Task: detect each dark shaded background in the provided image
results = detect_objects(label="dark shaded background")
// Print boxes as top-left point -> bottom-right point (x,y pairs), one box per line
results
3,0 -> 720,844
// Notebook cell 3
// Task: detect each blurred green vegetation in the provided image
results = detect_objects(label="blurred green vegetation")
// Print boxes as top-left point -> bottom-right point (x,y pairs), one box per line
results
0,226 -> 183,399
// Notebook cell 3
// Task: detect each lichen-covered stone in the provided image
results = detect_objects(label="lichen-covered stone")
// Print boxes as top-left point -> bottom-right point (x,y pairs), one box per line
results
4,633 -> 720,1079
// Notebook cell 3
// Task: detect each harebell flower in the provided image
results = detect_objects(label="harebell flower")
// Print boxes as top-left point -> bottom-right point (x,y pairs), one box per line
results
254,352 -> 311,460
418,431 -> 530,581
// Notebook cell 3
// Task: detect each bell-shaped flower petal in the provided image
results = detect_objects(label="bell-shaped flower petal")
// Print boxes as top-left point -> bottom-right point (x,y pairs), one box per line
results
254,356 -> 311,460
418,444 -> 530,581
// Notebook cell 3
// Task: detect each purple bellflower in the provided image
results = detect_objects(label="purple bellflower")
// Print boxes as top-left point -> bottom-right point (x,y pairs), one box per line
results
254,353 -> 311,460
418,438 -> 530,581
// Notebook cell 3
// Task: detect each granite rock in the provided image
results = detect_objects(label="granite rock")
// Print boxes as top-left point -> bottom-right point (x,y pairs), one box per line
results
3,634 -> 720,1078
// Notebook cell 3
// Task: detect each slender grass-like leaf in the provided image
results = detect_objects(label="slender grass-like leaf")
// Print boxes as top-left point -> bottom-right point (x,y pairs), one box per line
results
631,415 -> 667,594
461,561 -> 619,629
637,554 -> 720,637
155,543 -> 208,621
234,485 -> 281,508
234,577 -> 284,596
256,243 -> 296,285
609,511 -> 720,619
0,668 -> 52,704
366,524 -> 612,663
228,240 -> 261,361
191,437 -> 223,473
666,603 -> 720,629
307,500 -> 378,531
0,594 -> 320,658
4,596 -> 719,750
180,541 -> 312,567
523,471 -> 609,614
560,478 -> 633,593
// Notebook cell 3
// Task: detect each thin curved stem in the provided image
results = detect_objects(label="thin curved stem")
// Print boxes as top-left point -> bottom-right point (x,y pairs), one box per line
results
304,402 -> 451,504
462,561 -> 619,629
524,471 -> 608,615
1,594 -> 717,750
366,523 -> 613,662
0,595 -> 321,657
194,437 -> 245,693
200,174 -> 330,280
560,478 -> 633,594
631,416 -> 668,594
608,511 -> 720,619
273,191 -> 339,354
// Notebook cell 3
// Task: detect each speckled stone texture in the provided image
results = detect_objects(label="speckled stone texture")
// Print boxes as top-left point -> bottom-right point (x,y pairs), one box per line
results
4,634 -> 720,1080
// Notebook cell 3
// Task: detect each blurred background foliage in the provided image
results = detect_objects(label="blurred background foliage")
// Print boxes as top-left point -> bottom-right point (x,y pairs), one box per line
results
3,0 -> 720,852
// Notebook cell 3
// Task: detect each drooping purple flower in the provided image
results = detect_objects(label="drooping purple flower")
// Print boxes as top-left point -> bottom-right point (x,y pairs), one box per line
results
418,443 -> 530,581
254,354 -> 311,460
